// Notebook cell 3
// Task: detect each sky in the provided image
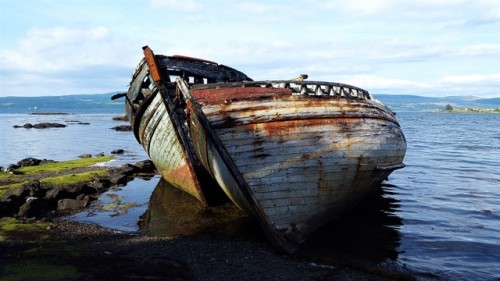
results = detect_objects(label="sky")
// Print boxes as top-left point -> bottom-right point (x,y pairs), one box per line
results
0,0 -> 499,98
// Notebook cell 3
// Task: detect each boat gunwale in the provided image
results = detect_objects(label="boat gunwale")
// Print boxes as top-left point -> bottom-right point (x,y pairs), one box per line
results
191,80 -> 371,99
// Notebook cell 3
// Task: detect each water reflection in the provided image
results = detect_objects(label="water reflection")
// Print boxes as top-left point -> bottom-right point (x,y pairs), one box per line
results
139,178 -> 263,240
299,183 -> 402,265
140,178 -> 403,266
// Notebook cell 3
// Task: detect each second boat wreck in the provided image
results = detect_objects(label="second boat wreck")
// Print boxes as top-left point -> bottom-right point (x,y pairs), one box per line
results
118,46 -> 407,253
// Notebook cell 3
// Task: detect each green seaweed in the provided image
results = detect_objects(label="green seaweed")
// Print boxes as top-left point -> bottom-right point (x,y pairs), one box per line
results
0,156 -> 114,195
98,193 -> 141,216
16,156 -> 114,175
40,171 -> 108,186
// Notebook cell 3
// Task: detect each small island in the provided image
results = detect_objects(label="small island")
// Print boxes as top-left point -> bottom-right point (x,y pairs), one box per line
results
440,104 -> 500,113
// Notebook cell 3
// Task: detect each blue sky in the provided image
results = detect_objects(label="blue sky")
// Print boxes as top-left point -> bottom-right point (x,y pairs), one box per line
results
0,0 -> 499,98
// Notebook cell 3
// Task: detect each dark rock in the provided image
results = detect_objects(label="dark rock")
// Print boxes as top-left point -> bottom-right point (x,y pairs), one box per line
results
78,122 -> 90,125
14,123 -> 66,129
27,180 -> 43,197
2,164 -> 20,173
17,157 -> 41,167
31,112 -> 68,115
45,187 -> 69,201
95,152 -> 105,157
111,149 -> 125,155
45,185 -> 85,201
109,174 -> 128,186
112,115 -> 128,121
76,194 -> 88,201
2,185 -> 31,202
40,159 -> 57,165
57,197 -> 90,210
87,178 -> 111,191
119,164 -> 139,176
134,160 -> 156,173
111,125 -> 132,131
33,122 -> 66,129
18,197 -> 50,217
79,154 -> 92,159
0,183 -> 37,216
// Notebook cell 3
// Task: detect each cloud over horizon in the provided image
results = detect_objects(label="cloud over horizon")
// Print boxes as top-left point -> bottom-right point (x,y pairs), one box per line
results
0,0 -> 499,98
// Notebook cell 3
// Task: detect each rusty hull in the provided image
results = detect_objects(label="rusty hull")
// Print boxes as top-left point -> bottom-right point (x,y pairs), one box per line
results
124,46 -> 251,206
183,80 -> 406,252
123,46 -> 406,253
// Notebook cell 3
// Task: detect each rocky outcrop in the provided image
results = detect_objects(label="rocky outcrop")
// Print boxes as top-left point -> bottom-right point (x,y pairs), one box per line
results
111,149 -> 125,155
0,159 -> 156,218
1,158 -> 56,173
112,115 -> 128,121
13,122 -> 67,129
111,125 -> 132,131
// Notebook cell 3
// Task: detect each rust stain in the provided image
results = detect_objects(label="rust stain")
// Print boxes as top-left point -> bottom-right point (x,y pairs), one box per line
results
192,87 -> 292,104
245,118 -> 365,137
142,46 -> 162,83
161,164 -> 205,203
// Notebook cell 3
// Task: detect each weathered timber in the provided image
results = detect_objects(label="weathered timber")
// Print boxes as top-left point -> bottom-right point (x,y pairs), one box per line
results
120,46 -> 406,253
182,79 -> 406,253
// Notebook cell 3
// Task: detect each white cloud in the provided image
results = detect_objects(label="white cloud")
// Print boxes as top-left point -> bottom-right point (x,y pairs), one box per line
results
440,74 -> 500,84
150,0 -> 200,11
0,26 -> 141,96
342,75 -> 429,93
1,1 -> 499,98
1,26 -> 138,72
436,74 -> 500,96
454,44 -> 500,56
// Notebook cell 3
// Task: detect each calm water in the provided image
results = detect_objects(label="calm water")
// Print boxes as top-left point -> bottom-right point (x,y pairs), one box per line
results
390,112 -> 500,280
0,111 -> 499,280
0,113 -> 148,167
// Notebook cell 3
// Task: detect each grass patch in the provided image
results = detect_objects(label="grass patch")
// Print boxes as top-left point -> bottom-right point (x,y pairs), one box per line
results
0,218 -> 50,242
16,156 -> 114,175
40,171 -> 109,186
0,262 -> 79,281
0,156 -> 114,189
0,181 -> 29,197
0,218 -> 49,232
0,218 -> 82,280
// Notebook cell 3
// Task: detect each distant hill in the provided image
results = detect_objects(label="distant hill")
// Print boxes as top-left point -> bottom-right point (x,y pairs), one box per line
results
374,94 -> 500,112
476,98 -> 500,105
0,92 -> 498,114
0,92 -> 125,114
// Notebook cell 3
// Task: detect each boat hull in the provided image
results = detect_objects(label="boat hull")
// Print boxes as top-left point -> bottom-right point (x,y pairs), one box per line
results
125,58 -> 210,204
124,47 -> 252,206
122,46 -> 406,253
187,84 -> 406,251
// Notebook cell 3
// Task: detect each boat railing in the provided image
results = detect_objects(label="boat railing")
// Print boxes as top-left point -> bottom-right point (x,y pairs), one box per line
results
193,80 -> 372,101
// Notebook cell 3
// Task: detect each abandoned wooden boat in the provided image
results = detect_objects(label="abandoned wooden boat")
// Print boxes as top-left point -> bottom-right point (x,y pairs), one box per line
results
177,79 -> 406,253
120,46 -> 251,206
120,46 -> 406,253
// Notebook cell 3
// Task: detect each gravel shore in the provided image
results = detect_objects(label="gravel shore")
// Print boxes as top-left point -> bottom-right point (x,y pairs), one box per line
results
1,217 -> 409,281
1,157 -> 414,280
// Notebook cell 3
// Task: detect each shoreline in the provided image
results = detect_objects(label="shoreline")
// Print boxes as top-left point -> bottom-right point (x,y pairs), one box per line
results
0,156 -> 414,280
1,217 -> 412,281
